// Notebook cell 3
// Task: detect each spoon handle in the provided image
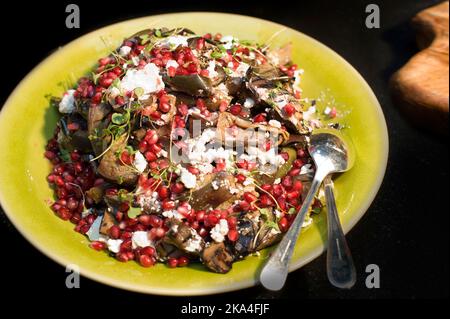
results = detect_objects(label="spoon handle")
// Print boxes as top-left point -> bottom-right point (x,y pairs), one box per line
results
324,175 -> 356,289
260,169 -> 327,291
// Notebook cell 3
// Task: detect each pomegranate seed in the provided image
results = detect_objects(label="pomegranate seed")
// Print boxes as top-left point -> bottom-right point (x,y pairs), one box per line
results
283,104 -> 295,116
145,131 -> 159,144
227,216 -> 237,228
196,211 -> 206,222
141,246 -> 156,256
177,256 -> 189,267
159,102 -> 171,113
288,168 -> 301,176
150,111 -> 162,120
44,150 -> 56,159
259,194 -> 274,207
279,217 -> 289,232
253,113 -> 267,123
199,69 -> 209,77
139,255 -> 155,267
261,184 -> 272,192
138,140 -> 148,153
227,229 -> 239,241
239,200 -> 250,211
205,214 -> 219,227
167,257 -> 178,268
158,186 -> 169,199
177,103 -> 189,116
229,104 -> 242,116
170,182 -> 185,194
149,215 -> 163,228
243,192 -> 257,203
90,241 -> 106,251
329,107 -> 337,118
187,166 -> 200,175
144,151 -> 157,162
286,190 -> 300,200
292,180 -> 304,192
109,225 -> 120,239
166,66 -> 176,77
293,159 -> 304,168
282,176 -> 293,189
236,174 -> 246,183
162,200 -> 175,211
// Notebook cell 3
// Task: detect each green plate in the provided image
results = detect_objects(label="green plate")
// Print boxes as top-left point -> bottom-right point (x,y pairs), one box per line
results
0,13 -> 388,295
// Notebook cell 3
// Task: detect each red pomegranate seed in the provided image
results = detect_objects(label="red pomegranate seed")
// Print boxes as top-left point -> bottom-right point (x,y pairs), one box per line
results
138,140 -> 148,153
141,246 -> 156,256
286,190 -> 300,200
144,151 -> 157,162
253,113 -> 267,123
158,186 -> 169,199
148,215 -> 163,228
292,180 -> 303,192
227,216 -> 237,229
177,103 -> 189,116
44,150 -> 56,160
229,104 -> 242,116
162,200 -> 175,211
239,200 -> 250,211
243,192 -> 257,203
170,182 -> 185,194
167,257 -> 178,268
261,184 -> 272,192
293,159 -> 304,168
288,168 -> 301,176
109,225 -> 121,239
145,130 -> 159,145
159,102 -> 171,113
279,217 -> 289,232
283,104 -> 295,116
90,241 -> 106,251
205,214 -> 219,227
227,229 -> 239,241
259,194 -> 274,207
139,255 -> 155,267
187,166 -> 200,175
282,176 -> 293,189
177,256 -> 189,267
235,174 -> 246,183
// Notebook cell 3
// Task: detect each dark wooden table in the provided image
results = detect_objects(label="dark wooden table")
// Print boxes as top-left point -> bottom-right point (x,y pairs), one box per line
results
0,0 -> 448,304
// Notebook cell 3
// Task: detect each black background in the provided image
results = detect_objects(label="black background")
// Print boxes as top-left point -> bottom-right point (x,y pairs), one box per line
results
0,0 -> 448,305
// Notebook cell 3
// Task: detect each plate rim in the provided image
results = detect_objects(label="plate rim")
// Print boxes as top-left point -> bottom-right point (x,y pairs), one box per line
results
0,11 -> 389,296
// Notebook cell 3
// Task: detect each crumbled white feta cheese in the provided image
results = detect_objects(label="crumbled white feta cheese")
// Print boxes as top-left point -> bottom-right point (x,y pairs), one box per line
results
232,62 -> 250,77
185,230 -> 203,252
293,69 -> 304,89
210,219 -> 229,243
107,239 -> 123,253
274,178 -> 281,184
303,106 -> 317,121
206,60 -> 219,78
131,231 -> 152,249
162,210 -> 184,220
165,59 -> 179,70
120,63 -> 164,97
268,119 -> 282,128
180,167 -> 197,189
243,97 -> 255,108
211,180 -> 219,190
119,45 -> 132,56
58,89 -> 76,113
138,191 -> 161,212
133,151 -> 147,173
220,35 -> 236,50
323,106 -> 332,115
158,35 -> 189,49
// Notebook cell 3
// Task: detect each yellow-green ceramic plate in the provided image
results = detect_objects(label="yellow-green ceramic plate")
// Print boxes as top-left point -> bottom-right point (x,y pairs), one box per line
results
0,13 -> 388,295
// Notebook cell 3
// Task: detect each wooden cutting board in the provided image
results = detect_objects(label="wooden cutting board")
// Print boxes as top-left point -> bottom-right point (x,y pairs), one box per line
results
390,1 -> 449,135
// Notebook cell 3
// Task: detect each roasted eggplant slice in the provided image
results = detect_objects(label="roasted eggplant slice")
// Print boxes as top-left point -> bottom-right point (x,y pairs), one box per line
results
97,135 -> 139,186
163,74 -> 213,96
201,242 -> 234,274
164,219 -> 205,255
188,172 -> 236,210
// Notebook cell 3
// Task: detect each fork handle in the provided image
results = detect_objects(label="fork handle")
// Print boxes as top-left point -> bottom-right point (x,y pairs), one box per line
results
324,175 -> 356,288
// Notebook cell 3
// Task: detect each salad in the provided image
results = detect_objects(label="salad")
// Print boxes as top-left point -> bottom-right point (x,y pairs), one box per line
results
44,28 -> 338,273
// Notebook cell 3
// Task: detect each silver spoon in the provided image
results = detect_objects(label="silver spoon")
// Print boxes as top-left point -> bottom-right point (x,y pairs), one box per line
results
324,173 -> 356,289
260,132 -> 354,291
